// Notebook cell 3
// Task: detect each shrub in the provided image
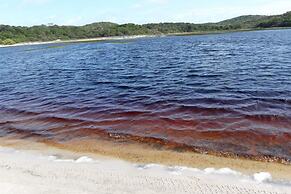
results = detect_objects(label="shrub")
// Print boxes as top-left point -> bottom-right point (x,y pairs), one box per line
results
0,38 -> 16,45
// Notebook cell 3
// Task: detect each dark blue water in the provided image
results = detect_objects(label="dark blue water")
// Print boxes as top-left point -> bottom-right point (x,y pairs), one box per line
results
0,29 -> 291,162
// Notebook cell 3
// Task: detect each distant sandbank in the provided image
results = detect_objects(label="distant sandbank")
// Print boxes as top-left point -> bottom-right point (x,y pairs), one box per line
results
0,35 -> 157,48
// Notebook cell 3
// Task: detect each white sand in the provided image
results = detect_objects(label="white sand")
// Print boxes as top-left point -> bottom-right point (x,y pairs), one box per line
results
0,147 -> 290,194
0,35 -> 156,48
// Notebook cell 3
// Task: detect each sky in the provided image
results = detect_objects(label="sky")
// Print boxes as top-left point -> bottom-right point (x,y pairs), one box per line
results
1,0 -> 291,26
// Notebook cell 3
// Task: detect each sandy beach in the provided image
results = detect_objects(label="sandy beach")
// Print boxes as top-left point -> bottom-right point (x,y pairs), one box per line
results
0,138 -> 290,194
0,146 -> 290,194
0,35 -> 157,48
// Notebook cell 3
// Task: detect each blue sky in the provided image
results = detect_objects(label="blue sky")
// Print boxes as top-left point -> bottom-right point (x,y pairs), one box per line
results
1,0 -> 291,26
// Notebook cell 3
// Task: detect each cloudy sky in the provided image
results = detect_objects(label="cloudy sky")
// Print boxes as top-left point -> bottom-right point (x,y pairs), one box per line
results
1,0 -> 291,26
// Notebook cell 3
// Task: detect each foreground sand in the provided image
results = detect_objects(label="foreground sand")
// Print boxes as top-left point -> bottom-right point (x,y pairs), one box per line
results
0,139 -> 290,194
1,137 -> 291,180
0,146 -> 290,194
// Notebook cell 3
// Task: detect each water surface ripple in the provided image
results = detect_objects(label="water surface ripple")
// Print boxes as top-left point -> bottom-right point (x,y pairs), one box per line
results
0,30 -> 291,162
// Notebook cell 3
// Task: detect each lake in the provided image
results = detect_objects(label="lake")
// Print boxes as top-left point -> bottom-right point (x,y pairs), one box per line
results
0,29 -> 290,162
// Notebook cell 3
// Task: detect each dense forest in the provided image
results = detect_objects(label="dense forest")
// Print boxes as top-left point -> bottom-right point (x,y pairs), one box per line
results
1,11 -> 291,45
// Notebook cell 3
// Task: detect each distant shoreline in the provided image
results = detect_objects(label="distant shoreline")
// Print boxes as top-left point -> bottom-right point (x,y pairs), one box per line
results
1,10 -> 291,47
0,35 -> 158,48
1,27 -> 291,48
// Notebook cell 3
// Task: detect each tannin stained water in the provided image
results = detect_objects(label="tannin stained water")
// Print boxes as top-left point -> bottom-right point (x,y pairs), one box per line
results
0,30 -> 291,162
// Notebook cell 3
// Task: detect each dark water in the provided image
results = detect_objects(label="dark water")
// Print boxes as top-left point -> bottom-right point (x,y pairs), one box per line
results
1,30 -> 291,162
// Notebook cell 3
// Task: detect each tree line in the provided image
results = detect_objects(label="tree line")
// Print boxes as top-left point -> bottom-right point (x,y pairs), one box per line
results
1,11 -> 291,45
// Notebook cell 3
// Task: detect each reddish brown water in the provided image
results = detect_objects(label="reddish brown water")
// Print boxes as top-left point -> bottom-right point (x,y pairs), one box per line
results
0,30 -> 290,162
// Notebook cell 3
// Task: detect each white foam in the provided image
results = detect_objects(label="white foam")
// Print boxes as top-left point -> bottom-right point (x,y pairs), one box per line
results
204,167 -> 241,176
75,156 -> 94,163
253,172 -> 273,183
132,162 -> 290,187
48,155 -> 57,160
137,164 -> 242,177
54,158 -> 75,163
135,163 -> 163,170
49,155 -> 95,163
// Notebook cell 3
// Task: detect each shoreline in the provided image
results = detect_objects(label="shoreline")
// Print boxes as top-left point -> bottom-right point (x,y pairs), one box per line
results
0,138 -> 290,194
0,137 -> 290,181
0,34 -> 158,48
1,27 -> 291,48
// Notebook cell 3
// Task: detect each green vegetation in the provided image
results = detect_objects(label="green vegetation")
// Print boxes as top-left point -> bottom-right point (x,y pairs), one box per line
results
0,38 -> 16,45
256,11 -> 291,28
217,15 -> 268,28
218,11 -> 291,29
1,11 -> 291,45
